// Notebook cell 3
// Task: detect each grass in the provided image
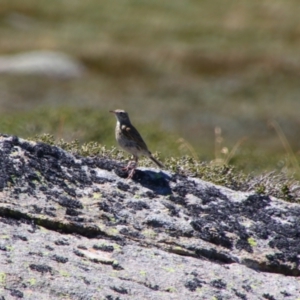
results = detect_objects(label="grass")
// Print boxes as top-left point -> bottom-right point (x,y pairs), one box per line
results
0,106 -> 181,156
0,0 -> 300,183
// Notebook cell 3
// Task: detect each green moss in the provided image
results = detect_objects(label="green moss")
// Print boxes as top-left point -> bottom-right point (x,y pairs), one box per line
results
108,243 -> 118,251
112,260 -> 119,266
107,228 -> 119,236
59,270 -> 70,277
93,193 -> 102,199
0,273 -> 6,285
162,267 -> 175,273
165,287 -> 176,292
247,237 -> 257,247
27,278 -> 36,285
255,185 -> 266,195
142,229 -> 157,238
281,184 -> 293,202
5,246 -> 14,251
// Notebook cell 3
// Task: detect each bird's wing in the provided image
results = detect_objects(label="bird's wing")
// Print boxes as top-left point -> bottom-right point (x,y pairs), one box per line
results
121,124 -> 149,151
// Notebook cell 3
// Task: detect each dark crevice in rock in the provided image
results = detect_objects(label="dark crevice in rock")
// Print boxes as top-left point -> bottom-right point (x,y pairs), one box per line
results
0,206 -> 110,239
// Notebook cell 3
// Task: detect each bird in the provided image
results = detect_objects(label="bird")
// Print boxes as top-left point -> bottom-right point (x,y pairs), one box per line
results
110,109 -> 164,178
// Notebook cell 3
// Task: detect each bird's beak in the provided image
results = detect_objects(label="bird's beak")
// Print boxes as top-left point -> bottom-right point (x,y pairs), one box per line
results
109,110 -> 116,114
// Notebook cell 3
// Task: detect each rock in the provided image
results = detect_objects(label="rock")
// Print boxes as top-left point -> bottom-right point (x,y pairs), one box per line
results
0,51 -> 85,78
0,134 -> 299,299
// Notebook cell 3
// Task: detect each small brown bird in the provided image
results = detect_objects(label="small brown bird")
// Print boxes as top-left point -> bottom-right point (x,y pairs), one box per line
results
110,109 -> 164,178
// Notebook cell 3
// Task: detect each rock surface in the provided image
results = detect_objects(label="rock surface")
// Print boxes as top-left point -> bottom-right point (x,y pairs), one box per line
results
0,134 -> 299,299
0,51 -> 85,78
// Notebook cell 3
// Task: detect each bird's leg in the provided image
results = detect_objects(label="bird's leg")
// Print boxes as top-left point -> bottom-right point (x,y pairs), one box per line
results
127,156 -> 138,179
122,156 -> 137,171
122,161 -> 135,172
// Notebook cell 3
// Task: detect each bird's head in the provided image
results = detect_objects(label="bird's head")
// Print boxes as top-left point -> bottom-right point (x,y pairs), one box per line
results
109,109 -> 131,123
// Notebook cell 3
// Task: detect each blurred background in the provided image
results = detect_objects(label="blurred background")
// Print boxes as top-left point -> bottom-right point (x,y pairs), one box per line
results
0,0 -> 300,175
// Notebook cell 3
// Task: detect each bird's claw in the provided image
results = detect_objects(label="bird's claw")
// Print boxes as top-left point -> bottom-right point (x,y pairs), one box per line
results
121,161 -> 137,179
127,168 -> 136,179
122,161 -> 137,171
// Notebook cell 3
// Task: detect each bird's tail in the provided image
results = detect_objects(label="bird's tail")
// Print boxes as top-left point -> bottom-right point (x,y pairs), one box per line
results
149,155 -> 165,169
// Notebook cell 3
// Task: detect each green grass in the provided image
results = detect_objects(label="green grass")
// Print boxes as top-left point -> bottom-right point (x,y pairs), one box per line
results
0,106 -> 180,157
0,0 -> 300,179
